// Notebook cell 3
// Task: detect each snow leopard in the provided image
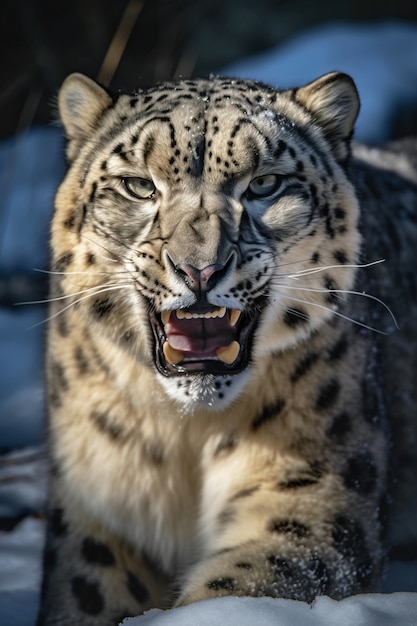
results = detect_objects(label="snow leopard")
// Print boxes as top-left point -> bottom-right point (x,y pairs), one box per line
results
37,71 -> 417,625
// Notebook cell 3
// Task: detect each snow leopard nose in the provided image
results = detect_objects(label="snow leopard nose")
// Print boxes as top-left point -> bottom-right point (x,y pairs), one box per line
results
174,256 -> 235,296
175,262 -> 226,295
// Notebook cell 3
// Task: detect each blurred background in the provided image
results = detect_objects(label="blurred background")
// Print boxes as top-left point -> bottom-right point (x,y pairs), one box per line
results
1,0 -> 417,140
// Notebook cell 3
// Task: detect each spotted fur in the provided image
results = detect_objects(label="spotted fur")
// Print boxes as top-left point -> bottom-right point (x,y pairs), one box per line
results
38,72 -> 417,625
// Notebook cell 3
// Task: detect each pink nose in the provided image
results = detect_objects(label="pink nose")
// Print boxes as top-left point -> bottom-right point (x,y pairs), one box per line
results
175,262 -> 226,294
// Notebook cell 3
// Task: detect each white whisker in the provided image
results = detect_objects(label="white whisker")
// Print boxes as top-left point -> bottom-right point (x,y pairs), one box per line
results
271,282 -> 399,329
32,267 -> 129,277
28,284 -> 131,329
78,232 -> 123,264
270,293 -> 393,336
277,259 -> 385,280
16,281 -> 129,307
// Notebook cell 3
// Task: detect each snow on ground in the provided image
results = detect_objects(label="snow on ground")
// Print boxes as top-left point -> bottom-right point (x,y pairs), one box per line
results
1,19 -> 417,626
124,594 -> 417,626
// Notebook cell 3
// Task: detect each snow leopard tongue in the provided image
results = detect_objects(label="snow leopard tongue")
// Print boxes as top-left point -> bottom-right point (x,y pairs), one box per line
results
162,308 -> 240,364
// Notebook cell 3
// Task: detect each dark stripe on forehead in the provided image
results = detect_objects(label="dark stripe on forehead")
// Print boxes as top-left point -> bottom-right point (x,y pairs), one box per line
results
79,113 -> 178,181
143,135 -> 155,166
284,115 -> 334,177
189,128 -> 207,178
77,80 -> 334,185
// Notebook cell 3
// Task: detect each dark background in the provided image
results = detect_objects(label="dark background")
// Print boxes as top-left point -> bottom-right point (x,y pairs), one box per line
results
1,0 -> 417,141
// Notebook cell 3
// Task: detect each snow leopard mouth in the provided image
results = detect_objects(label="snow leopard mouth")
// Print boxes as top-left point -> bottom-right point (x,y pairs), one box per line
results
151,303 -> 263,377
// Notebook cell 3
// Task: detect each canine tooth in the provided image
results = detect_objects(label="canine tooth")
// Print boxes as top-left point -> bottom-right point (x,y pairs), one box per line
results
216,340 -> 240,365
161,310 -> 171,325
163,341 -> 184,365
218,307 -> 227,318
229,309 -> 241,326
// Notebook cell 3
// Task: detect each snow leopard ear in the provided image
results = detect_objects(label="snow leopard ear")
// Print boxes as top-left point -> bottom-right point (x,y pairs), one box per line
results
58,73 -> 113,161
295,72 -> 360,163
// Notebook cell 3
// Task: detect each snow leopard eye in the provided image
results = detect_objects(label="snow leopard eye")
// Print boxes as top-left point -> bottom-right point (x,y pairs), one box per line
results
247,174 -> 282,199
123,177 -> 156,199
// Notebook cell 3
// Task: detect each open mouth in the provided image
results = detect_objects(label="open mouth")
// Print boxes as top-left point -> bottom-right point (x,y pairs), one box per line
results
151,303 -> 262,376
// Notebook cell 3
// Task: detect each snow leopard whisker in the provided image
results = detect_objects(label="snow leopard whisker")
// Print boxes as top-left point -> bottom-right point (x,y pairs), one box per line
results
272,283 -> 399,329
33,267 -> 130,278
29,283 -> 133,328
271,293 -> 393,335
19,281 -> 130,307
78,231 -> 124,264
280,259 -> 385,280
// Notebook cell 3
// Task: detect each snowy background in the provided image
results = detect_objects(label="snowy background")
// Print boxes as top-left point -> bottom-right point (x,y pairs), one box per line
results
1,20 -> 417,626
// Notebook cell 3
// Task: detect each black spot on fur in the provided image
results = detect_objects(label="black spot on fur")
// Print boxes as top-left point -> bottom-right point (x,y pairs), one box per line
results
126,570 -> 150,604
71,576 -> 105,615
327,334 -> 349,361
143,136 -> 155,165
324,275 -> 339,304
56,311 -> 70,338
251,398 -> 285,431
235,561 -> 253,570
342,449 -> 378,495
267,555 -> 293,577
269,519 -> 308,537
283,308 -> 309,327
214,434 -> 238,457
122,329 -> 136,344
91,297 -> 114,319
334,207 -> 346,219
267,554 -> 332,600
290,351 -> 319,382
230,486 -> 259,501
77,204 -> 88,234
326,411 -> 351,443
54,252 -> 73,272
315,378 -> 340,411
333,249 -> 348,264
278,461 -> 323,490
63,212 -> 76,230
81,537 -> 116,566
48,361 -> 69,408
278,476 -> 318,489
74,345 -> 89,375
86,252 -> 96,265
207,577 -> 236,591
143,440 -> 164,464
89,182 -> 97,202
218,506 -> 235,527
90,410 -> 127,442
274,140 -> 287,159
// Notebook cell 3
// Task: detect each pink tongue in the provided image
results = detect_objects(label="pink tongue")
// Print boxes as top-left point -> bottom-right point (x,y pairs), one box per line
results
165,317 -> 236,354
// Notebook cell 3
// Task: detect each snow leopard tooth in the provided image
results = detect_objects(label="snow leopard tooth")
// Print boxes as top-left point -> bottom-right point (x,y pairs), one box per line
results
216,340 -> 240,365
229,309 -> 241,326
161,310 -> 171,325
163,341 -> 184,365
